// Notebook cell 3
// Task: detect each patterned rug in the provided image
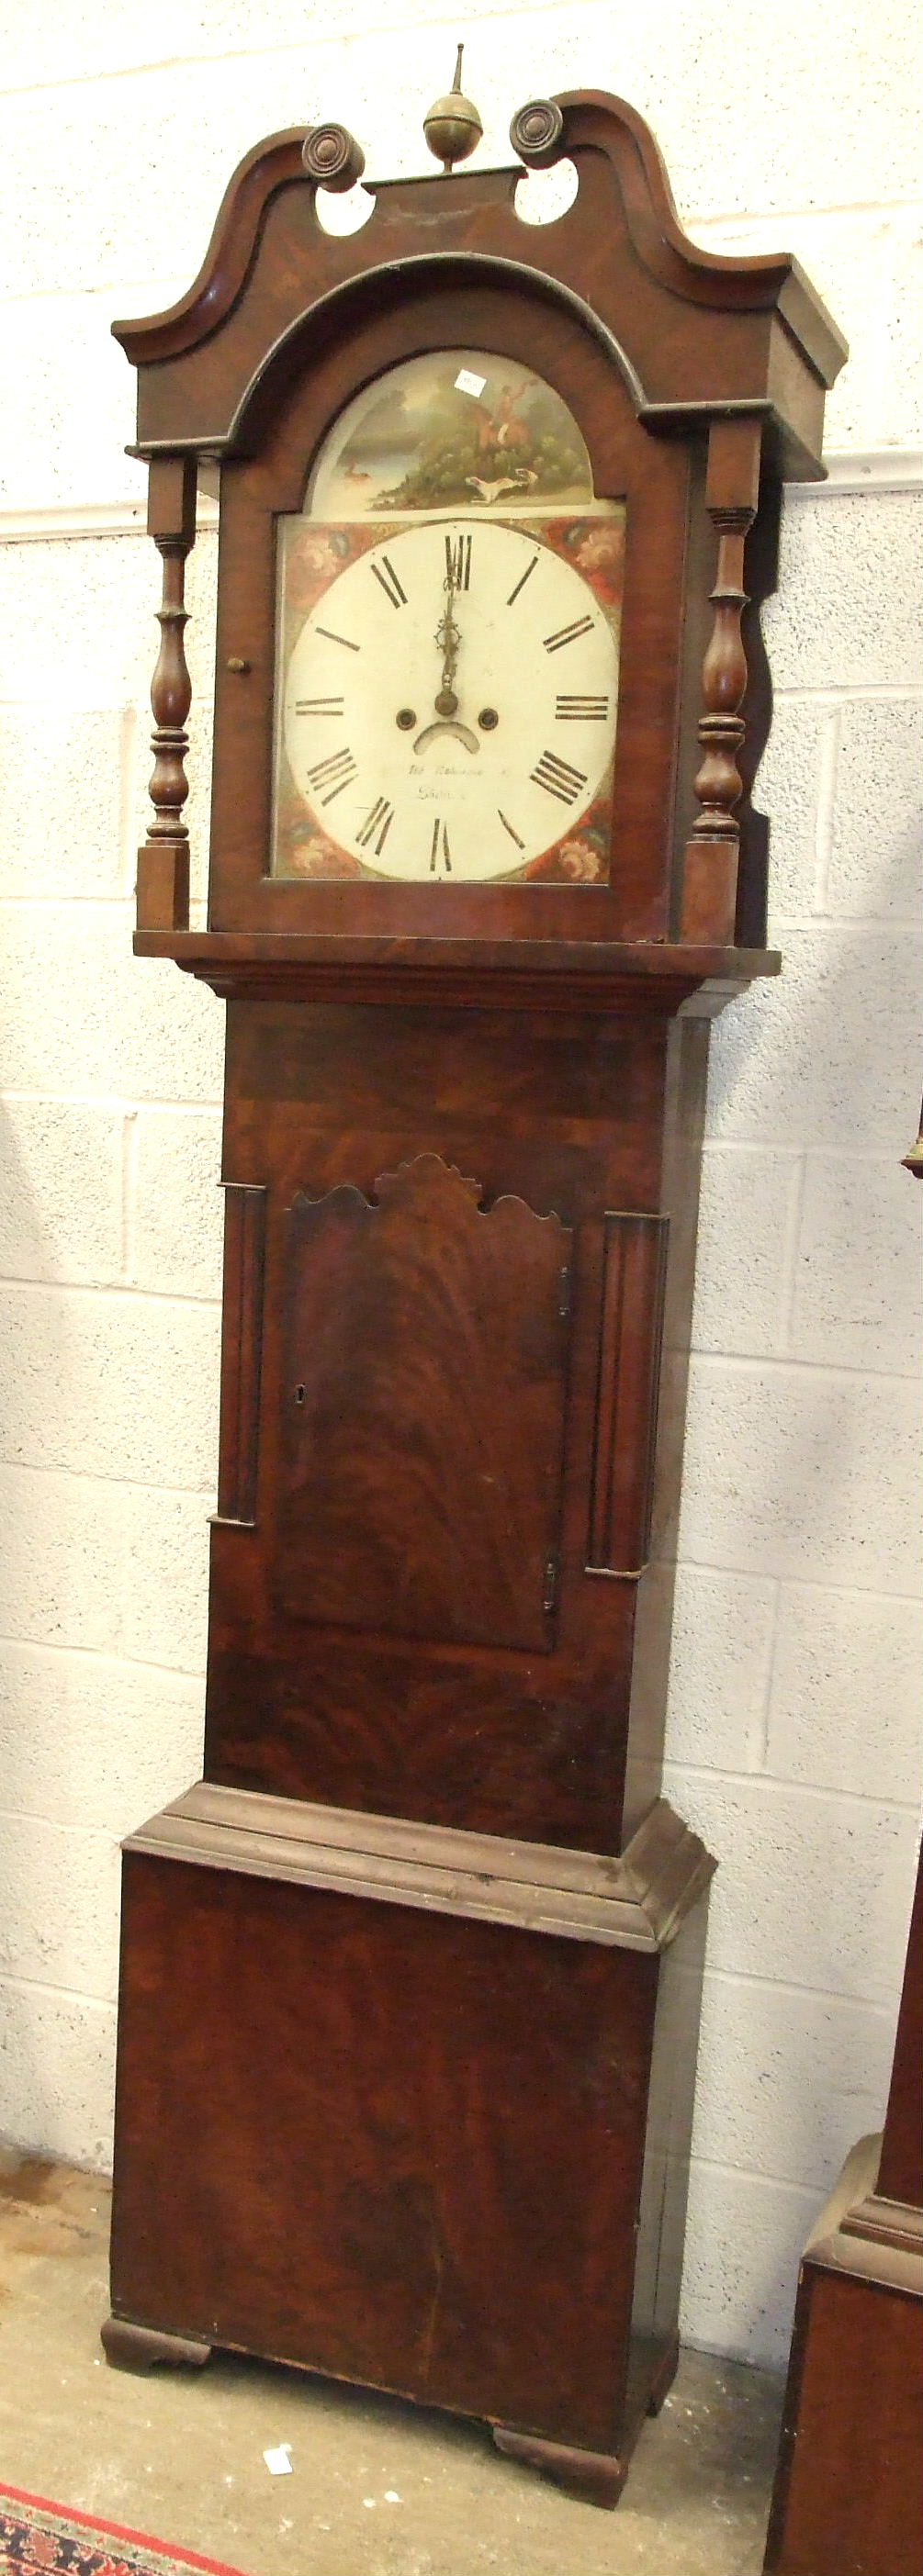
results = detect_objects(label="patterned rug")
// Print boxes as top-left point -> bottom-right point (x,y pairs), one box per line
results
0,2486 -> 250,2576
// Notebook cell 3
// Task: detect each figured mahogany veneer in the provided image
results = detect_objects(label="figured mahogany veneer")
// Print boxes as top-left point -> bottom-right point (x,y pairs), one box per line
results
279,1157 -> 571,1652
106,84 -> 846,2509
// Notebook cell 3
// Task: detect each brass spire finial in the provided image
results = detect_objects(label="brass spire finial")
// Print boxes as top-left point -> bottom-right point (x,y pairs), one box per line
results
423,43 -> 483,175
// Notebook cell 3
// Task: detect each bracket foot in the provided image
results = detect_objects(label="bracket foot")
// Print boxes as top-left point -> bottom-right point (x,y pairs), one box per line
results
101,2315 -> 213,2374
492,2424 -> 627,2509
647,2330 -> 681,2415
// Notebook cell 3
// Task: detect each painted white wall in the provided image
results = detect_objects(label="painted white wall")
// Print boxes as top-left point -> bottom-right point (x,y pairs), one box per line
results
0,1 -> 919,2369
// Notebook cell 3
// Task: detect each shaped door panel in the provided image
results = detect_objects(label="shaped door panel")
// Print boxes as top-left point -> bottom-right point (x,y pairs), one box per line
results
277,1154 -> 571,1653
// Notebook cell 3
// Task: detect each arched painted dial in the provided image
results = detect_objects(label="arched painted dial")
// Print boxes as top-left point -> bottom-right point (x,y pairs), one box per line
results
278,518 -> 618,881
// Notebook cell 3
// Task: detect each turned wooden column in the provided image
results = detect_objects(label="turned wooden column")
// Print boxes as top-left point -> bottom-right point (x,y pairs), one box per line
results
681,416 -> 762,946
136,453 -> 197,934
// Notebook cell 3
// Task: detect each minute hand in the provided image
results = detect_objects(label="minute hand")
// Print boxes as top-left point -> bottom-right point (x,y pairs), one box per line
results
434,566 -> 461,718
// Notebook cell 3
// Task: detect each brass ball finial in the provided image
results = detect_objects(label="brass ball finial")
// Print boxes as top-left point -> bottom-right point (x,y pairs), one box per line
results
423,43 -> 483,175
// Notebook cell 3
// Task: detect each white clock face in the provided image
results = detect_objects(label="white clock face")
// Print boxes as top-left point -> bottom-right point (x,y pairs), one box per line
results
273,517 -> 620,884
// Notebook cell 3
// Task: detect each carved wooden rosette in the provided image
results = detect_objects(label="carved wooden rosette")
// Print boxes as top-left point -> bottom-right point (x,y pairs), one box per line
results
681,417 -> 762,946
509,97 -> 566,166
136,454 -> 196,934
302,121 -> 366,192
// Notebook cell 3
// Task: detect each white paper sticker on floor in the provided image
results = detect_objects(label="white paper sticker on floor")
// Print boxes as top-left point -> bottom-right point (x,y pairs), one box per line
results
455,368 -> 487,398
263,2444 -> 293,2476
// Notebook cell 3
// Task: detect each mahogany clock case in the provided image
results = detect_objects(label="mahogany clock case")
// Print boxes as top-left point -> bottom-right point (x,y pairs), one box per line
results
103,88 -> 847,2507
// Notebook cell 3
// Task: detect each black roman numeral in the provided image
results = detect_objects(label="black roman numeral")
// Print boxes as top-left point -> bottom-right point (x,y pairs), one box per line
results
371,554 -> 407,609
315,625 -> 360,652
445,532 -> 472,590
531,750 -> 589,805
543,615 -> 594,654
498,811 -> 525,849
305,746 -> 357,804
507,554 -> 538,607
429,819 -> 452,874
556,693 -> 609,721
356,796 -> 395,857
294,696 -> 344,717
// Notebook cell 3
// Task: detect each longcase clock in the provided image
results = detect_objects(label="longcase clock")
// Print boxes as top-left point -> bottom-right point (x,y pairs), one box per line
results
101,75 -> 846,2509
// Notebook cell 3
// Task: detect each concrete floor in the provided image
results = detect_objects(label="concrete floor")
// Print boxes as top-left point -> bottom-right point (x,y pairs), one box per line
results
0,2149 -> 782,2576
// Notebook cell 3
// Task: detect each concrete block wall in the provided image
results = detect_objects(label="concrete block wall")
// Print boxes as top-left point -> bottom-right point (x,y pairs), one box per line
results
0,2 -> 919,2367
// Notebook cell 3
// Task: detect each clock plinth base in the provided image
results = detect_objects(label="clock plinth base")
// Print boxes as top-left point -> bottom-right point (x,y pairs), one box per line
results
763,2134 -> 923,2576
101,2316 -> 212,2374
107,1788 -> 709,2493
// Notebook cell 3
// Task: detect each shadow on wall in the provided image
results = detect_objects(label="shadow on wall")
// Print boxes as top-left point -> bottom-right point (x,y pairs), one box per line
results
670,582 -> 923,2358
736,469 -> 783,952
0,1107 -> 92,2153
